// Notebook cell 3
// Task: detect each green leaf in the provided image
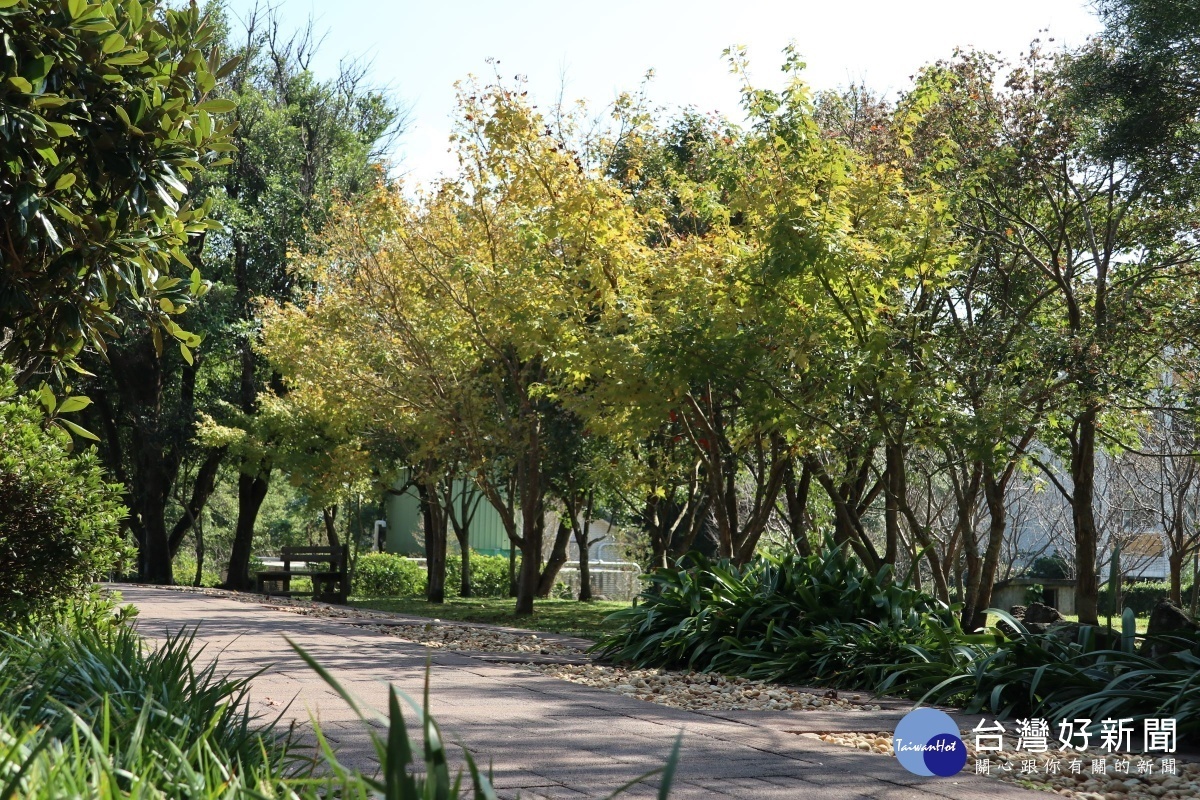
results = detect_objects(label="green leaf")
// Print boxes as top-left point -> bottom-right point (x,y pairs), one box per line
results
0,0 -> 22,8
67,0 -> 87,19
39,213 -> 61,247
37,384 -> 56,413
46,121 -> 75,138
58,396 -> 92,414
214,54 -> 242,80
106,52 -> 148,66
54,173 -> 77,191
100,33 -> 125,54
196,98 -> 237,114
23,55 -> 53,82
6,76 -> 31,93
179,342 -> 193,365
171,248 -> 194,269
61,419 -> 101,441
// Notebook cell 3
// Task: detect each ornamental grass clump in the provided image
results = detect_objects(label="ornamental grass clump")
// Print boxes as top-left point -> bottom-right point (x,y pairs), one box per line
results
592,544 -> 963,685
0,594 -> 680,798
889,608 -> 1200,740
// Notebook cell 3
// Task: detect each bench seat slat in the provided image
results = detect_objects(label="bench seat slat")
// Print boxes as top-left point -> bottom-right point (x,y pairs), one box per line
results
254,545 -> 348,603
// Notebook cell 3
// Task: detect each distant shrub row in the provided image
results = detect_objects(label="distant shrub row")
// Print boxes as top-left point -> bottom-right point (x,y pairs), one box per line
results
1098,581 -> 1196,616
354,551 -> 514,598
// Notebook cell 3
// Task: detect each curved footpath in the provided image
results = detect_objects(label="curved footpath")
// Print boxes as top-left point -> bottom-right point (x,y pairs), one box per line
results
117,585 -> 1040,800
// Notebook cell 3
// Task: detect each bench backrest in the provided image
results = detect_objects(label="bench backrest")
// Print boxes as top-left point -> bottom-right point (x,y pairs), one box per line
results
281,545 -> 347,575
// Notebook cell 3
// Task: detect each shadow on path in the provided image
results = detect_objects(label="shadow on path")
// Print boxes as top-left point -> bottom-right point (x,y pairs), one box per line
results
116,584 -> 1039,800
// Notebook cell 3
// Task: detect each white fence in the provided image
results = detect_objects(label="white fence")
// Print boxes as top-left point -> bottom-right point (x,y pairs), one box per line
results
396,557 -> 642,601
555,561 -> 642,601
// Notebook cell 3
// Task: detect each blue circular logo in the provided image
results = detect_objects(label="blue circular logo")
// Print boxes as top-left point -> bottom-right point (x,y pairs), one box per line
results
892,708 -> 967,777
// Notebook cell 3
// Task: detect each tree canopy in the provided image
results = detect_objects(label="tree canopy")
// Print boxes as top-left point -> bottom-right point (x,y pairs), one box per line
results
0,0 -> 235,383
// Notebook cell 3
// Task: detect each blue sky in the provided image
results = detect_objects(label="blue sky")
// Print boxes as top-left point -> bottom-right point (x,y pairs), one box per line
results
222,0 -> 1102,184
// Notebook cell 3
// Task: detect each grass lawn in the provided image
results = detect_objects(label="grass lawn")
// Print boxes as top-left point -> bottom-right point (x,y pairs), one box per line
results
348,596 -> 631,639
985,612 -> 1150,635
1060,612 -> 1150,634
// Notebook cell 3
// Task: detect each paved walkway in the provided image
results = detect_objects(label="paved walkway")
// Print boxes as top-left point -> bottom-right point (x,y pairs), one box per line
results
118,586 -> 1040,800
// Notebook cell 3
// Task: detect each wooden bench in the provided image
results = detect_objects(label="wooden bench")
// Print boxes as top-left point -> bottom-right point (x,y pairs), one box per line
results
255,545 -> 348,604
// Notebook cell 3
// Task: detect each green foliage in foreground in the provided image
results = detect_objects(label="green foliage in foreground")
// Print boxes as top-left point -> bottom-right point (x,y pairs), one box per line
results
0,594 -> 677,798
0,0 -> 231,378
350,596 -> 629,639
0,375 -> 128,624
599,547 -> 1200,740
0,598 -> 292,798
591,546 -> 964,685
887,609 -> 1200,740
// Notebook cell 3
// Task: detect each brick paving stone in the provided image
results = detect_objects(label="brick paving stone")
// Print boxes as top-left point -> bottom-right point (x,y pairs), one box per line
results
116,585 -> 1044,800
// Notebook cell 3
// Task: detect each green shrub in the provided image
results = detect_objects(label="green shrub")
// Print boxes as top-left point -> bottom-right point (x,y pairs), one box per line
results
593,544 -> 959,683
0,616 -> 287,794
446,551 -> 514,598
171,550 -> 224,588
355,553 -> 427,596
1027,553 -> 1070,579
1098,580 -> 1195,616
891,608 -> 1200,741
0,596 -> 680,798
0,374 -> 129,626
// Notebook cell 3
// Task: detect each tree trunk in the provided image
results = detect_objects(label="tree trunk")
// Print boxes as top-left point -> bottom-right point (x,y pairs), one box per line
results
1072,408 -> 1101,625
418,482 -> 447,604
322,505 -> 341,548
577,535 -> 593,601
224,472 -> 269,591
514,499 -> 544,615
961,529 -> 981,627
192,520 -> 205,587
455,526 -> 472,598
225,233 -> 274,592
645,494 -> 670,570
783,459 -> 813,556
572,490 -> 596,601
104,339 -> 187,585
168,448 -> 224,557
509,547 -> 518,598
808,457 -> 883,570
1191,550 -> 1198,618
1169,548 -> 1184,606
883,441 -> 903,567
536,518 -> 572,597
139,489 -> 174,585
968,472 -> 1009,631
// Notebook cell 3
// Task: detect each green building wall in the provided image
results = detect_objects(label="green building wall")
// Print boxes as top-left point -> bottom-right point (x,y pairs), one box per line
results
384,476 -> 511,557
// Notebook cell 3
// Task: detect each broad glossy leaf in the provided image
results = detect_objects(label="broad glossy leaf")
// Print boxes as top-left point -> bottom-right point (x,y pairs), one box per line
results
61,419 -> 101,441
57,395 -> 92,414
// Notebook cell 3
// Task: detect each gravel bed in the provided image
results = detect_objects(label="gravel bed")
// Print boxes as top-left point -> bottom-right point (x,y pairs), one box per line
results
354,622 -> 583,655
522,663 -> 882,711
813,730 -> 1200,799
